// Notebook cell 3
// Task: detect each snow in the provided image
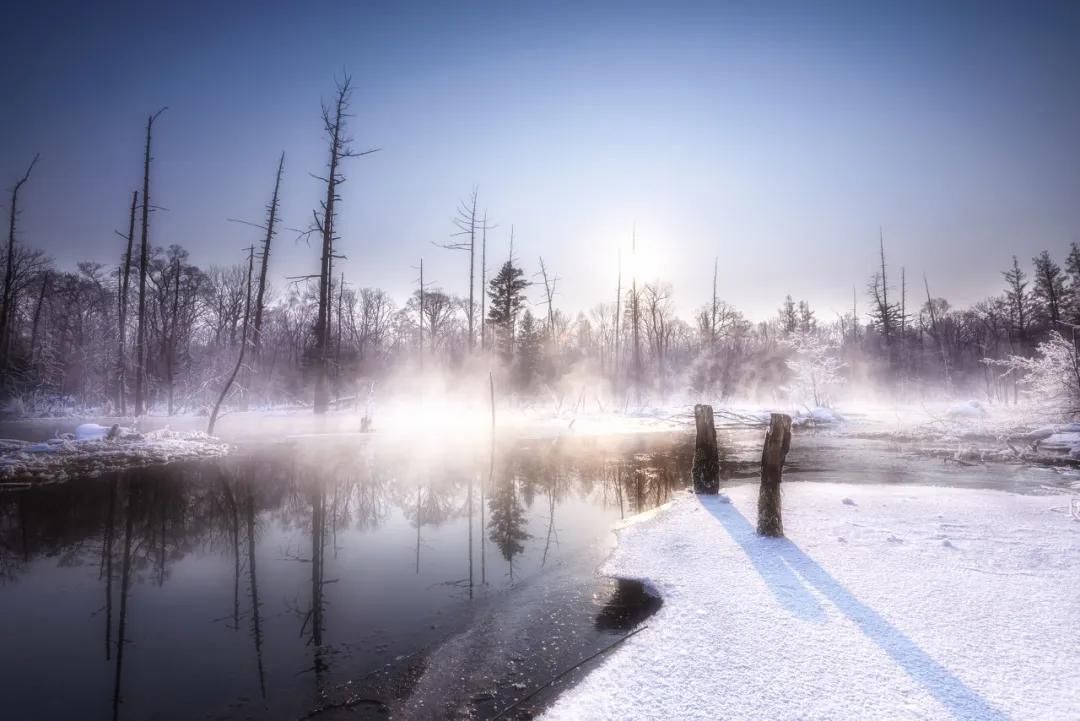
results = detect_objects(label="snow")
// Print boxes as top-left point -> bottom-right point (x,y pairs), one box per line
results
542,485 -> 1080,721
0,428 -> 229,484
946,400 -> 989,419
73,422 -> 131,439
795,405 -> 843,425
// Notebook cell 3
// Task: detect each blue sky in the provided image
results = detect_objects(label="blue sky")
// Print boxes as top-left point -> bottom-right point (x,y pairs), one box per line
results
2,1 -> 1078,320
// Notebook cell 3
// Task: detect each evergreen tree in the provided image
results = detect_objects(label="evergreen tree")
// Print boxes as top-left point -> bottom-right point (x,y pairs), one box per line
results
486,260 -> 528,361
1031,250 -> 1065,327
1002,256 -> 1031,346
797,300 -> 815,334
514,309 -> 543,391
1064,242 -> 1080,324
779,295 -> 797,335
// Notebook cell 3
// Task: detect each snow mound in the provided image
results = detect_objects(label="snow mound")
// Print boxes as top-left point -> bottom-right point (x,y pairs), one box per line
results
74,423 -> 133,440
0,429 -> 229,484
946,400 -> 989,419
794,406 -> 844,425
542,484 -> 1079,721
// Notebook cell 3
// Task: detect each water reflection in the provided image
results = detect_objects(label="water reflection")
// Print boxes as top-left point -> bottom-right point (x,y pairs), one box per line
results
0,433 -> 691,721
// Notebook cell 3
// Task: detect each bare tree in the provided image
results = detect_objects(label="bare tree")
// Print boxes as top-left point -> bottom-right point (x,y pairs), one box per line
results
310,76 -> 377,414
2,153 -> 40,362
538,256 -> 559,345
442,187 -> 479,350
208,246 -> 254,435
614,246 -> 621,386
135,108 -> 166,416
116,191 -> 138,413
630,227 -> 642,400
253,153 -> 284,354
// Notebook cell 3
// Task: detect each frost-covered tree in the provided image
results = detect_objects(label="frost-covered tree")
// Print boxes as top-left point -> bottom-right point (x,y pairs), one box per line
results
783,330 -> 846,407
779,295 -> 797,336
988,331 -> 1079,419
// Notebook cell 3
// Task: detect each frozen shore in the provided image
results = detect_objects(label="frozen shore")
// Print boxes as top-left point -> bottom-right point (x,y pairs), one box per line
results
0,425 -> 229,484
542,484 -> 1080,721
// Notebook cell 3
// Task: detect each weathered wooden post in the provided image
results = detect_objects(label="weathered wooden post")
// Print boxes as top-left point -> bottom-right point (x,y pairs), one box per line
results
757,413 -> 791,537
692,404 -> 720,494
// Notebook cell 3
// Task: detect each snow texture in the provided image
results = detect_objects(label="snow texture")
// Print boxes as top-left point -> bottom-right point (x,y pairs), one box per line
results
0,428 -> 228,484
946,400 -> 990,419
542,484 -> 1080,721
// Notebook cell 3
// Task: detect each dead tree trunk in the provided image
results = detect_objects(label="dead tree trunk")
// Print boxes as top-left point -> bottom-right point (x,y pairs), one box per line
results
207,246 -> 254,436
312,77 -> 377,414
757,413 -> 791,537
117,190 -> 138,414
539,256 -> 559,346
442,187 -> 483,351
691,404 -> 719,493
135,109 -> 166,416
29,271 -> 49,366
253,152 -> 283,356
2,153 -> 39,362
480,211 -> 488,351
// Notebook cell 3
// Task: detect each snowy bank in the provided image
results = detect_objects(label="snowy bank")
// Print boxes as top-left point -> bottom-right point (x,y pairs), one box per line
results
0,428 -> 229,484
542,484 -> 1080,721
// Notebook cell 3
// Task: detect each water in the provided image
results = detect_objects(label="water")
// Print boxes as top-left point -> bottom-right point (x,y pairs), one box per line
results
0,432 -> 692,721
1,424 -> 1072,721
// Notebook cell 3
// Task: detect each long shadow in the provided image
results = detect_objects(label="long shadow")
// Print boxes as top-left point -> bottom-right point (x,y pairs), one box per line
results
700,496 -> 1010,721
704,496 -> 827,622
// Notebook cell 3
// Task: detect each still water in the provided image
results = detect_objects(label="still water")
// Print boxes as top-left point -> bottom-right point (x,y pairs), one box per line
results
2,425 -> 1071,721
0,432 -> 694,721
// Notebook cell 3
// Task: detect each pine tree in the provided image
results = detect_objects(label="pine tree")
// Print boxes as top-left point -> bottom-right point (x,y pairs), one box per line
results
797,300 -> 815,334
1063,242 -> 1080,324
514,309 -> 543,391
1002,256 -> 1031,346
779,295 -> 797,335
1031,250 -> 1065,328
486,260 -> 528,361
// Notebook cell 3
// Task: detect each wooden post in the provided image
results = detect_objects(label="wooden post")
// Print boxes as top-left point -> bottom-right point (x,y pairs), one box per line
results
758,413 -> 791,537
691,404 -> 719,494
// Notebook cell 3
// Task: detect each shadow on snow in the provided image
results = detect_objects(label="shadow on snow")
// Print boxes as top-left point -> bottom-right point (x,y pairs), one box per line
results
699,495 -> 1010,721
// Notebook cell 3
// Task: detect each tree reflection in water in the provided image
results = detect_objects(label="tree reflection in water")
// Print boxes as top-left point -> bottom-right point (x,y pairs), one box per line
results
0,432 -> 693,721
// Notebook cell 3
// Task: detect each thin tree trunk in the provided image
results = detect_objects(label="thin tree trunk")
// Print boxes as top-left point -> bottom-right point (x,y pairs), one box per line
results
1,154 -> 39,362
117,190 -> 137,415
480,211 -> 487,351
253,153 -> 283,356
29,271 -> 49,366
208,246 -> 254,435
135,109 -> 166,416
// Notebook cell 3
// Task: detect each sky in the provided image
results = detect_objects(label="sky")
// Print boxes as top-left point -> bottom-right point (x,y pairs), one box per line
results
2,0 -> 1078,321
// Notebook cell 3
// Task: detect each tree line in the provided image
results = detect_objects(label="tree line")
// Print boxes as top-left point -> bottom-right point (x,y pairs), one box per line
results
2,79 -> 1078,418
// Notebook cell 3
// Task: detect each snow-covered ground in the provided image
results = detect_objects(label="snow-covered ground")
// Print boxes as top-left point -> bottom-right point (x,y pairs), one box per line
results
543,484 -> 1080,721
0,425 -> 229,484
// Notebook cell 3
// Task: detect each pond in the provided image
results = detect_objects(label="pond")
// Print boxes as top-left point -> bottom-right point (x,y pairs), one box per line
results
0,431 -> 696,721
1,424 -> 1072,721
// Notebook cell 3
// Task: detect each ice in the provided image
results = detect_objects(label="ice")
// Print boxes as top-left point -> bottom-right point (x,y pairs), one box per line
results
542,484 -> 1080,721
